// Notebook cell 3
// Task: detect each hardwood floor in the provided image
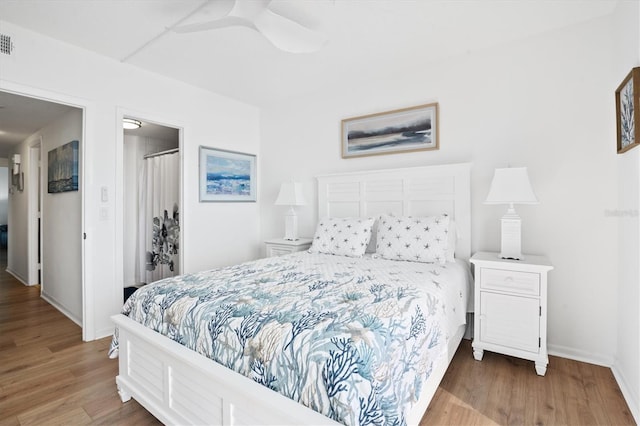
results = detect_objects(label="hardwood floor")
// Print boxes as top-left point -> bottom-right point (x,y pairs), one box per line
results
422,343 -> 635,425
0,256 -> 635,425
0,258 -> 160,425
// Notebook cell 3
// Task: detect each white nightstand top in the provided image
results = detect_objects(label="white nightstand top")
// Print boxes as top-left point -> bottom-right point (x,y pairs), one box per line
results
264,237 -> 313,246
471,251 -> 553,270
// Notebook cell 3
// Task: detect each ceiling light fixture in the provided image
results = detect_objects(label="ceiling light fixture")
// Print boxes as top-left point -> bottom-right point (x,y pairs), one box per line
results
123,118 -> 142,130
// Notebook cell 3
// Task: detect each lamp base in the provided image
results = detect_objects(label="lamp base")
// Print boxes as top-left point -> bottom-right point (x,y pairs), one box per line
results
283,207 -> 299,241
499,208 -> 524,260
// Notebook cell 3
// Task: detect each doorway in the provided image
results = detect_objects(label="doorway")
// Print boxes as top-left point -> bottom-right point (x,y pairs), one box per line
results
122,118 -> 181,302
0,88 -> 84,331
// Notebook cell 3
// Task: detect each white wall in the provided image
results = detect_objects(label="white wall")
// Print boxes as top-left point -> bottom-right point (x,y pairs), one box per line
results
123,134 -> 179,288
0,20 -> 261,339
612,1 -> 640,422
40,109 -> 83,323
260,15 -> 620,366
7,142 -> 29,283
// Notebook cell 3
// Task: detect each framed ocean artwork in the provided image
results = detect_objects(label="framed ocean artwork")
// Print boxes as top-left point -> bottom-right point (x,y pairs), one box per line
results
342,103 -> 439,158
616,67 -> 640,154
199,146 -> 256,202
48,140 -> 79,193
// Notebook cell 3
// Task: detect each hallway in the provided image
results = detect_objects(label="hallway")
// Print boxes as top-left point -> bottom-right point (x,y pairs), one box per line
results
0,249 -> 159,425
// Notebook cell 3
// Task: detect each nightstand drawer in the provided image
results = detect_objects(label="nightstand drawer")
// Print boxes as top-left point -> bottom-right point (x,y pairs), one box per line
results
264,238 -> 312,258
269,246 -> 297,256
480,268 -> 540,296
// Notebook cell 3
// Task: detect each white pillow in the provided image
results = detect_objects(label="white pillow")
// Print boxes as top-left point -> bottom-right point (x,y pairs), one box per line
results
367,216 -> 457,258
309,217 -> 375,258
375,214 -> 450,264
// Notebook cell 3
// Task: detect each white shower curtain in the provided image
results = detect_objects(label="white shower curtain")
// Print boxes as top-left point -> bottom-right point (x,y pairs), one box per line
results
135,151 -> 180,284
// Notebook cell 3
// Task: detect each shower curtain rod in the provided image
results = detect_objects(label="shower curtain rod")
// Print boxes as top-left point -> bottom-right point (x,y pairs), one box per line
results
143,148 -> 179,160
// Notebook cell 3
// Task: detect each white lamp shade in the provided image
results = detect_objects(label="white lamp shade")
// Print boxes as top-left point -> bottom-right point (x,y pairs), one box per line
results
484,167 -> 539,205
275,182 -> 306,206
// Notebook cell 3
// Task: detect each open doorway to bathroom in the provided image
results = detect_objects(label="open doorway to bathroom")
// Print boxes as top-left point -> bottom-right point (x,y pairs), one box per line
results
122,119 -> 180,303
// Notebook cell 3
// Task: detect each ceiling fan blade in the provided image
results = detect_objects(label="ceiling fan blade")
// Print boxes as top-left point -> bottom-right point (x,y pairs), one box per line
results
229,0 -> 271,20
173,16 -> 252,33
173,0 -> 237,33
253,8 -> 327,53
200,0 -> 236,18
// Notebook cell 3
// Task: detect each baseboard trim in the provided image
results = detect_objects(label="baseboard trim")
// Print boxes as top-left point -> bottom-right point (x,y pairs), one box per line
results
548,343 -> 614,367
40,292 -> 82,327
5,268 -> 30,286
612,363 -> 640,424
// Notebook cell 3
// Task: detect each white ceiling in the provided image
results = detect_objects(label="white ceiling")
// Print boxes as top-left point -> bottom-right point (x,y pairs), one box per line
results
0,0 -> 618,108
0,91 -> 75,157
0,0 -> 619,155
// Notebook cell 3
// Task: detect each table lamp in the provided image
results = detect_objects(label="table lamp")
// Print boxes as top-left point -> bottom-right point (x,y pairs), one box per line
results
484,167 -> 538,260
275,182 -> 306,241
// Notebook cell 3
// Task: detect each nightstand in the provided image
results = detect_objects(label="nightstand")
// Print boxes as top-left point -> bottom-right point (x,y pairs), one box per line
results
470,251 -> 553,376
264,238 -> 313,257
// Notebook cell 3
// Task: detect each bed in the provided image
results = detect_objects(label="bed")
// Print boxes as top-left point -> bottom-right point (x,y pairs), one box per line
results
111,163 -> 472,425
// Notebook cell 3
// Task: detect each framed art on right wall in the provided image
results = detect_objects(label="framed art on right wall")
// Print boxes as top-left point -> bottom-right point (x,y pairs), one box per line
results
616,67 -> 640,154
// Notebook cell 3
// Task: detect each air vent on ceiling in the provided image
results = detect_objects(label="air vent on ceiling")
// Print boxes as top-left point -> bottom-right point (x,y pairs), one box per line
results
0,34 -> 14,56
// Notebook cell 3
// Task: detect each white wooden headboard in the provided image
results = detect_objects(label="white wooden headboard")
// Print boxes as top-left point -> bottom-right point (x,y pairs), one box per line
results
316,163 -> 471,261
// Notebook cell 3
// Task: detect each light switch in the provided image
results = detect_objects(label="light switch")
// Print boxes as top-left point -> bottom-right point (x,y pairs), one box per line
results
101,186 -> 108,202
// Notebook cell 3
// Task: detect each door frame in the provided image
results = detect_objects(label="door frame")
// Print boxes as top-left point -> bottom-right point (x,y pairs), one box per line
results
115,108 -> 184,296
27,137 -> 42,287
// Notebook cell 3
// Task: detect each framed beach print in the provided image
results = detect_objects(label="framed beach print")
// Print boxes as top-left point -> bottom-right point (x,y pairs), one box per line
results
342,102 -> 439,158
199,146 -> 257,202
48,140 -> 79,193
616,67 -> 640,154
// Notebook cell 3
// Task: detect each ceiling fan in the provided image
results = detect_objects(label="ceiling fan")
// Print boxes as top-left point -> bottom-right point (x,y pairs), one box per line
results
172,0 -> 330,54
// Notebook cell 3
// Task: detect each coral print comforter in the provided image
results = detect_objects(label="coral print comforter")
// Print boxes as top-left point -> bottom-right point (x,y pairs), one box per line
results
110,252 -> 468,425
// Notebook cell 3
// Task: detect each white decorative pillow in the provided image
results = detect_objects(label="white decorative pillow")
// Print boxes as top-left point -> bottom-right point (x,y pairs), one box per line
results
309,217 -> 375,258
368,215 -> 457,258
375,214 -> 450,264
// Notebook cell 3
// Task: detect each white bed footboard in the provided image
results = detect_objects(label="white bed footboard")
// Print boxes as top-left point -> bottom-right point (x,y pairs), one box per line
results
113,314 -> 337,425
113,313 -> 465,426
